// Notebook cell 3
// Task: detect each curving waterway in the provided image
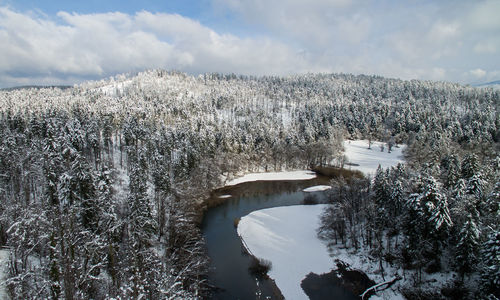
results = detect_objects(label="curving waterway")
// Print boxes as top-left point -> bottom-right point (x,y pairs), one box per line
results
201,177 -> 332,299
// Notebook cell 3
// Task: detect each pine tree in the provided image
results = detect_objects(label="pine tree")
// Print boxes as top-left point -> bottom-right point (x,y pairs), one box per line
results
440,154 -> 460,188
418,176 -> 453,234
486,181 -> 499,215
467,173 -> 485,200
481,228 -> 500,298
125,149 -> 160,298
373,165 -> 389,225
461,153 -> 478,179
455,214 -> 480,278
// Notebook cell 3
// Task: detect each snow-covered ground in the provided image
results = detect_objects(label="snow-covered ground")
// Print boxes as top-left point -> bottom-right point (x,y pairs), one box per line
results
238,205 -> 433,300
237,205 -> 332,300
225,170 -> 317,186
0,249 -> 10,300
303,185 -> 332,192
218,194 -> 232,199
343,140 -> 405,175
326,242 -> 405,300
325,236 -> 459,300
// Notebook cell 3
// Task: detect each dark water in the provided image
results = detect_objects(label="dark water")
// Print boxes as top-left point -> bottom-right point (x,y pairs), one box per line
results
301,271 -> 367,300
201,178 -> 331,300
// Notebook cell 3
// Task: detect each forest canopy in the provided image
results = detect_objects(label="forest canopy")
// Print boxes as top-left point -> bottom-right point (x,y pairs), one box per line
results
0,70 -> 498,299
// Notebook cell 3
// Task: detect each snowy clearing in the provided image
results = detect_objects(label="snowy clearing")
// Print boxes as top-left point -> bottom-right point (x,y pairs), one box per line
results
303,185 -> 332,192
343,140 -> 405,175
225,170 -> 317,186
237,205 -> 332,300
0,249 -> 10,300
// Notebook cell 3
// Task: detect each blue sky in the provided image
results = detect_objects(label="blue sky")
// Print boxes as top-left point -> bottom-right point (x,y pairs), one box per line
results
0,0 -> 499,87
2,0 -> 208,16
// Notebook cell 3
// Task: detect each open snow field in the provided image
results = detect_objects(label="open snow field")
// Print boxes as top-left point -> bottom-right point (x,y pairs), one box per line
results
237,205 -> 331,300
343,140 -> 405,175
225,170 -> 317,186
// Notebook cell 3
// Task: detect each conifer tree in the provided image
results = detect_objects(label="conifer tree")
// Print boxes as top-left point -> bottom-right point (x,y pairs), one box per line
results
455,214 -> 480,278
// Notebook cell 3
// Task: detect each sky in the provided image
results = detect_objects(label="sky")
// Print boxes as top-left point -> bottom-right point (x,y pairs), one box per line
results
0,0 -> 499,87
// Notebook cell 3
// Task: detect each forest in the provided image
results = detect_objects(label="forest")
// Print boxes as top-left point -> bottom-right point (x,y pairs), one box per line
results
0,70 -> 498,299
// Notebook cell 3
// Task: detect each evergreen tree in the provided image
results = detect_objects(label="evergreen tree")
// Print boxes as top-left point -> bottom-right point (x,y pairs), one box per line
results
461,153 -> 479,179
467,173 -> 485,199
481,228 -> 500,298
455,214 -> 480,278
125,149 -> 159,298
420,176 -> 453,234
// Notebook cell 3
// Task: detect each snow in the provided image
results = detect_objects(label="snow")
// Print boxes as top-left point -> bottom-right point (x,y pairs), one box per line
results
218,194 -> 232,199
237,205 -> 332,300
324,230 -> 458,299
225,170 -> 317,186
238,204 -> 444,300
343,140 -> 405,175
0,249 -> 10,300
303,185 -> 332,192
326,242 -> 404,299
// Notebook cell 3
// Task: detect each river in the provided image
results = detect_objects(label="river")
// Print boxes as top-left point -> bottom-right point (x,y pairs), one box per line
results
201,177 -> 333,299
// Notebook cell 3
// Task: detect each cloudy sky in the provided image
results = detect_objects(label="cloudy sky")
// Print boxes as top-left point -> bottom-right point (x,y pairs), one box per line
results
0,0 -> 499,87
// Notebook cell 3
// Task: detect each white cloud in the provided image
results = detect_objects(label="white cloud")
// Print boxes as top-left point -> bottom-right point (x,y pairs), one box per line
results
0,1 -> 499,87
473,41 -> 497,54
0,7 -> 325,87
470,68 -> 486,78
428,22 -> 460,41
467,0 -> 500,31
213,0 -> 500,83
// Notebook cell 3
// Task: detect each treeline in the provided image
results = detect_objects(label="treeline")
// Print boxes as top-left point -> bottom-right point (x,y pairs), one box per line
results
0,70 -> 498,298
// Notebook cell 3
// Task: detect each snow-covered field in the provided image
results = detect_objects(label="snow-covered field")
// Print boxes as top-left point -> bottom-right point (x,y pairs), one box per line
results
225,170 -> 317,186
303,185 -> 332,192
0,249 -> 10,300
237,205 -> 332,300
343,140 -> 405,175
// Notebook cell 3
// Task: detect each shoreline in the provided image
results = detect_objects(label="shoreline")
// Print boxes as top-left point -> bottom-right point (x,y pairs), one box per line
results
198,166 -> 364,299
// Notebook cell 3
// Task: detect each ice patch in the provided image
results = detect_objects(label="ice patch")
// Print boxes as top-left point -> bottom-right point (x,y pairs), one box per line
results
303,185 -> 332,192
237,205 -> 332,300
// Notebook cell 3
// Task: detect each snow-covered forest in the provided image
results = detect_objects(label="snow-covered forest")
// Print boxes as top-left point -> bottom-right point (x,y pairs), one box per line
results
0,70 -> 498,299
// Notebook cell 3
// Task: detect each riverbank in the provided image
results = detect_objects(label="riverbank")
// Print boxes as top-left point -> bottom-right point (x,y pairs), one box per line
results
229,140 -> 409,299
197,166 -> 364,223
237,205 -> 334,300
200,167 -> 364,299
199,168 -> 329,209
